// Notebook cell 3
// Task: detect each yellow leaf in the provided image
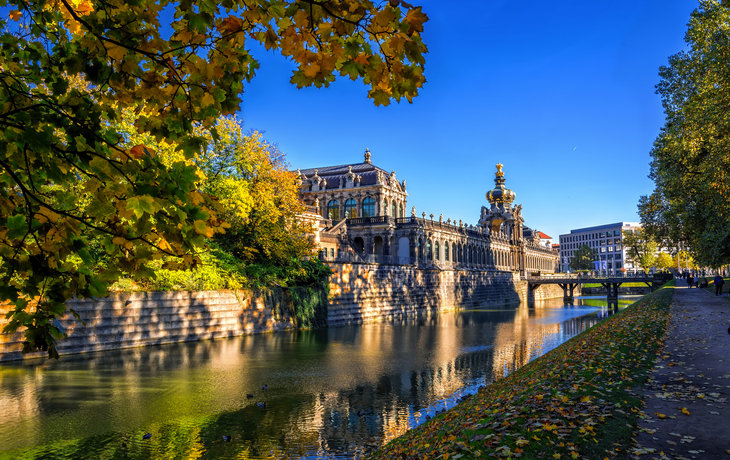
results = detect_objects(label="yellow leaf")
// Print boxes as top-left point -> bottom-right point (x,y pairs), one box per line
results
680,407 -> 690,415
201,92 -> 215,107
655,412 -> 666,419
303,63 -> 320,78
9,10 -> 22,21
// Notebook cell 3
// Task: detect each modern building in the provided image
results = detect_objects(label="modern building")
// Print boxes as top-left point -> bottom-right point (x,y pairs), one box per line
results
558,222 -> 642,274
295,150 -> 559,274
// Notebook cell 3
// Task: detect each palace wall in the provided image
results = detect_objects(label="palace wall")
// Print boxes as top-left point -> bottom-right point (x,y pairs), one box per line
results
327,263 -> 565,325
0,264 -> 568,361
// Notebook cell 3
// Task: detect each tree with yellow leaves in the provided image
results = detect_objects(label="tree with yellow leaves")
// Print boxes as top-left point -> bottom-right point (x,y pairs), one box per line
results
0,0 -> 429,357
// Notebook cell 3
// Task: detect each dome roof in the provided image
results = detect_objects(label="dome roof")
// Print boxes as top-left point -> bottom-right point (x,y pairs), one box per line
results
486,163 -> 516,205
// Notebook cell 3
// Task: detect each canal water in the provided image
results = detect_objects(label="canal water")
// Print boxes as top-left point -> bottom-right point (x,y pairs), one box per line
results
0,296 -> 638,459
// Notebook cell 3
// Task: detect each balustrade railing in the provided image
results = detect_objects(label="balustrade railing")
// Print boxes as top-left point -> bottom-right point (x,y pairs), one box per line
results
346,216 -> 394,226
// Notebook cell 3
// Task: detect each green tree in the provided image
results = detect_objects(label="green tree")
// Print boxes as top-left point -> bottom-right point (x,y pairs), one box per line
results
0,0 -> 428,357
622,229 -> 658,271
655,252 -> 674,271
569,244 -> 595,272
639,0 -> 730,267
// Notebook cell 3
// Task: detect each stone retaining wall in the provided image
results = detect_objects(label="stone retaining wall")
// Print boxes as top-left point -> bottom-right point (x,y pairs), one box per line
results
327,264 -> 526,326
528,282 -> 575,301
0,290 -> 298,362
1,264 -> 568,361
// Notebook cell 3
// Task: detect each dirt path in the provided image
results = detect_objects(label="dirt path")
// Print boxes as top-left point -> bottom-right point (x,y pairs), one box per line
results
633,279 -> 730,460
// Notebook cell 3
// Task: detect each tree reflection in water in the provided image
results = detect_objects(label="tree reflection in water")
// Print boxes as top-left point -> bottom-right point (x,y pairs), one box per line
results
0,296 -> 636,459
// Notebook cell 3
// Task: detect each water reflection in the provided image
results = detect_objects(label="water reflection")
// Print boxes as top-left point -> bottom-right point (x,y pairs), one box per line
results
0,296 -> 637,459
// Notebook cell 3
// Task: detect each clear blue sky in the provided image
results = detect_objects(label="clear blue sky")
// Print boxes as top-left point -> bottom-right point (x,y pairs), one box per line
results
238,0 -> 698,241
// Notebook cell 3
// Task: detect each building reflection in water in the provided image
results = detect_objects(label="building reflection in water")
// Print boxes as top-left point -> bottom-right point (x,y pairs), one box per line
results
0,297 -> 634,459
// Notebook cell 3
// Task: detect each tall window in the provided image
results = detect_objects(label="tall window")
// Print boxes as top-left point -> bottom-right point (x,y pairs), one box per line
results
435,242 -> 440,260
392,201 -> 396,217
383,199 -> 388,215
399,204 -> 404,218
418,238 -> 423,261
445,242 -> 450,261
362,197 -> 375,217
427,241 -> 432,260
344,199 -> 357,218
327,200 -> 340,220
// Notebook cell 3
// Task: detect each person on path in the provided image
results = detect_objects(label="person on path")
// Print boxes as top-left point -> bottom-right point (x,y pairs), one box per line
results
714,274 -> 724,295
687,273 -> 694,288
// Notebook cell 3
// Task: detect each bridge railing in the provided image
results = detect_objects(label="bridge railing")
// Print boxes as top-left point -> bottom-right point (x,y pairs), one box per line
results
524,271 -> 658,281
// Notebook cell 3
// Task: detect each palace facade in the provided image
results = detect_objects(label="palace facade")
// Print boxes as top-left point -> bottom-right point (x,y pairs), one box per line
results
295,150 -> 558,275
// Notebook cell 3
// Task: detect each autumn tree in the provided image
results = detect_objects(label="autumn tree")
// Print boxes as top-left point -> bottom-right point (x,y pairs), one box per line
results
0,0 -> 429,357
639,0 -> 730,267
197,117 -> 325,286
673,250 -> 698,271
655,252 -> 674,271
569,244 -> 595,272
622,229 -> 658,271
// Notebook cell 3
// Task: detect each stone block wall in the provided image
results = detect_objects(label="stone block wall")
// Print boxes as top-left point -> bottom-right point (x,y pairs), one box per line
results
0,290 -> 297,362
1,264 -> 568,361
327,263 -> 526,326
528,283 -> 578,301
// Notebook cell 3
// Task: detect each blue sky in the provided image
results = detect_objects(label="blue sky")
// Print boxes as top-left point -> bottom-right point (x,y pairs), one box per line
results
238,0 -> 698,241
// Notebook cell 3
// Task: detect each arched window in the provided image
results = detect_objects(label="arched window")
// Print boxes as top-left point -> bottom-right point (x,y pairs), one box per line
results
362,197 -> 375,217
399,203 -> 404,218
344,199 -> 357,218
383,199 -> 388,216
327,200 -> 340,220
418,238 -> 423,261
435,241 -> 440,261
392,201 -> 397,217
427,241 -> 432,260
445,242 -> 450,261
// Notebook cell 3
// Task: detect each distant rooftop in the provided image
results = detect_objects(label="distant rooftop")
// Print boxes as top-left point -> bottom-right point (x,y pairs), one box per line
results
565,222 -> 641,234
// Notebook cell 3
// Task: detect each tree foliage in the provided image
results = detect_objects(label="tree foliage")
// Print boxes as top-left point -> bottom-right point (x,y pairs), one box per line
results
639,0 -> 730,267
1,0 -> 428,357
569,244 -> 594,272
672,250 -> 699,271
655,252 -> 674,271
622,229 -> 657,270
197,117 -> 324,287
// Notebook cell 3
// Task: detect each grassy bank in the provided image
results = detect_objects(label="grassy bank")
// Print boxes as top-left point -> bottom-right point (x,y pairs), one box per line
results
368,284 -> 675,460
581,282 -> 651,288
703,277 -> 730,298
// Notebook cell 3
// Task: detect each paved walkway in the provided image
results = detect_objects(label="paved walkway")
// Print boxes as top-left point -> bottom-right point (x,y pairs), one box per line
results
634,279 -> 730,459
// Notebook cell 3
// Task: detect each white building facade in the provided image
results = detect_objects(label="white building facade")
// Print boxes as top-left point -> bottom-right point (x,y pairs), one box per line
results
558,222 -> 642,274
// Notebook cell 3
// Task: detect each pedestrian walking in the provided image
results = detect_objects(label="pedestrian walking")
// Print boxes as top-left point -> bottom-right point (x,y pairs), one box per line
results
714,274 -> 725,295
687,273 -> 694,288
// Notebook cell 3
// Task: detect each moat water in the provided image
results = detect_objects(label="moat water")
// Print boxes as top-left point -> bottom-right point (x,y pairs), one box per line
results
0,296 -> 638,459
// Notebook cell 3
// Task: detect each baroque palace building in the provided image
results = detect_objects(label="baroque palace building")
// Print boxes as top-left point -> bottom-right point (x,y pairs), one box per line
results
295,150 -> 558,275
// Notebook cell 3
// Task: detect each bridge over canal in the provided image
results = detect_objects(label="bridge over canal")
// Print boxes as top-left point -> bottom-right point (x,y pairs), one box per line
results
525,273 -> 672,302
